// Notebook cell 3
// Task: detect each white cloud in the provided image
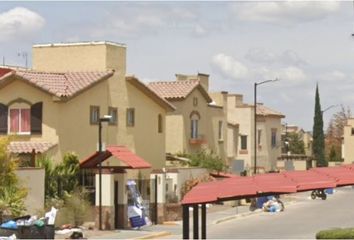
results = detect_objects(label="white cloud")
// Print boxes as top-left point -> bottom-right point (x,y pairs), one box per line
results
233,1 -> 340,25
0,7 -> 45,42
211,53 -> 250,80
245,48 -> 307,66
258,66 -> 307,85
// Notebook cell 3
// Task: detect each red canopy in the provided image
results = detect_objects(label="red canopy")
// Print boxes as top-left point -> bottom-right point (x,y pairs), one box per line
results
80,145 -> 151,169
182,166 -> 349,205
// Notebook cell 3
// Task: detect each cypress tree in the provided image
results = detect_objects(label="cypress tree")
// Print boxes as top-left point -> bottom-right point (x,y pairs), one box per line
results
312,84 -> 327,167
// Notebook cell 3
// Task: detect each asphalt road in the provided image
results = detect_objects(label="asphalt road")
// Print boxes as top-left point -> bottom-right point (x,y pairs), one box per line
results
207,187 -> 354,239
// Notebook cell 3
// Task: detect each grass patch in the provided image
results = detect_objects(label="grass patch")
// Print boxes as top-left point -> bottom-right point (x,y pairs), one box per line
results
316,228 -> 354,239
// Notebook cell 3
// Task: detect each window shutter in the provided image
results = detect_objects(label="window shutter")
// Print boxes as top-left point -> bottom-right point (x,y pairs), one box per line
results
0,103 -> 8,134
31,102 -> 42,134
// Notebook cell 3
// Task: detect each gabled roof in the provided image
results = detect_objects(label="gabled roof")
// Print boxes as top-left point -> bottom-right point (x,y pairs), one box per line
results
147,80 -> 212,103
257,104 -> 285,118
80,145 -> 151,169
0,67 -> 113,99
126,76 -> 175,111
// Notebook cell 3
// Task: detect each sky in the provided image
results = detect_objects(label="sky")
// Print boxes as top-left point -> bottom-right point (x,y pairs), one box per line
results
1,1 -> 354,131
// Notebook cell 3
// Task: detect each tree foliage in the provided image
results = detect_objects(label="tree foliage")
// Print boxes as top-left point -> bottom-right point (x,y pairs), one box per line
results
0,137 -> 27,217
287,132 -> 305,155
178,150 -> 226,173
312,84 -> 327,167
326,105 -> 351,162
37,152 -> 80,199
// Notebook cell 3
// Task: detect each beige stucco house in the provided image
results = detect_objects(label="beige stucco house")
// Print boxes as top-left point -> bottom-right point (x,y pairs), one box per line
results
148,73 -> 228,161
342,118 -> 354,164
0,41 -> 175,228
225,94 -> 284,173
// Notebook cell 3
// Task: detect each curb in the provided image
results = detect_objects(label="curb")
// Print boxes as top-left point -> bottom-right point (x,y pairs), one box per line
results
133,231 -> 171,239
212,200 -> 298,225
213,209 -> 263,225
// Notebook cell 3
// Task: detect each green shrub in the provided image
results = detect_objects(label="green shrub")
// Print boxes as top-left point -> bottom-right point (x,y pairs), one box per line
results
54,189 -> 93,227
316,228 -> 354,239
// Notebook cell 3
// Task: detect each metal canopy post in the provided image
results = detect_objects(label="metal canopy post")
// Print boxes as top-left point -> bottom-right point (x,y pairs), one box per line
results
201,204 -> 206,239
183,205 -> 190,239
193,205 -> 199,239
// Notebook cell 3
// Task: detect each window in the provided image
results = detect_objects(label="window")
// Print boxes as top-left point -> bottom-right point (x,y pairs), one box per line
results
218,120 -> 223,140
108,107 -> 118,125
271,129 -> 277,148
158,114 -> 163,133
90,106 -> 100,124
0,101 -> 42,135
258,129 -> 262,145
126,108 -> 135,127
9,108 -> 30,134
193,97 -> 198,107
191,119 -> 198,138
190,112 -> 200,139
241,135 -> 247,150
351,128 -> 354,135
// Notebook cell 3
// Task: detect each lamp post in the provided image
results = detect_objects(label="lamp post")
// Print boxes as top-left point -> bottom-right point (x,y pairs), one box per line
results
321,104 -> 338,115
98,115 -> 112,230
254,79 -> 279,175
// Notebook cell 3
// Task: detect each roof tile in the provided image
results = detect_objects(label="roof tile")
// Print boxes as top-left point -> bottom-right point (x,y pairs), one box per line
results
5,68 -> 113,98
147,80 -> 200,99
9,141 -> 57,154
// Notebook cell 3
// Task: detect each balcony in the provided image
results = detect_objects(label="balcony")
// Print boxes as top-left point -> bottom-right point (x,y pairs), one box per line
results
189,134 -> 206,145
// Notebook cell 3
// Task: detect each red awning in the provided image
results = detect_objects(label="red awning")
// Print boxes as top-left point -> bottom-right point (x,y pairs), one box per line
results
283,171 -> 337,191
80,145 -> 151,169
182,166 -> 352,205
253,173 -> 297,193
311,167 -> 354,186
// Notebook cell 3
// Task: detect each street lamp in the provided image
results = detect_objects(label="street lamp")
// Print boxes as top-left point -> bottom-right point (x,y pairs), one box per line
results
98,115 -> 112,230
254,79 -> 279,175
321,105 -> 338,115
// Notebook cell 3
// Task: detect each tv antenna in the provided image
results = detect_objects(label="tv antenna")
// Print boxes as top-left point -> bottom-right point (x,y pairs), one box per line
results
17,51 -> 28,69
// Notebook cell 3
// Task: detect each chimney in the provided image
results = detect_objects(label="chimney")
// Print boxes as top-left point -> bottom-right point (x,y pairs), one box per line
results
235,94 -> 243,107
175,73 -> 209,91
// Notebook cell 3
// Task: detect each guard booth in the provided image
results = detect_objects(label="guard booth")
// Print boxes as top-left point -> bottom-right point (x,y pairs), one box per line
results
80,145 -> 152,230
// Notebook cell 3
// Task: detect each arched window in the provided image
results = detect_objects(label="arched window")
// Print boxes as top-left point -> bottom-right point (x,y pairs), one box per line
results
158,114 -> 163,133
190,111 -> 200,139
8,102 -> 31,134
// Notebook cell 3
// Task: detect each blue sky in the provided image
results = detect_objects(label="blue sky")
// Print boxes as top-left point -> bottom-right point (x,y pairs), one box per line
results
1,1 -> 354,131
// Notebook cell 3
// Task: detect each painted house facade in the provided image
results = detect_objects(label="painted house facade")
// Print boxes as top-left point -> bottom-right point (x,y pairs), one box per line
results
226,94 -> 284,173
342,118 -> 354,164
148,73 -> 228,161
0,41 -> 174,228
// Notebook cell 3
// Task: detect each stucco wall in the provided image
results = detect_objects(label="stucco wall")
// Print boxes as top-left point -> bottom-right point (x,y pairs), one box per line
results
16,168 -> 45,214
33,43 -> 126,72
343,118 -> 354,164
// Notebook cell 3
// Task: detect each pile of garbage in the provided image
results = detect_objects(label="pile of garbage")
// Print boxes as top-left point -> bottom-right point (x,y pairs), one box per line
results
0,207 -> 57,239
262,196 -> 285,213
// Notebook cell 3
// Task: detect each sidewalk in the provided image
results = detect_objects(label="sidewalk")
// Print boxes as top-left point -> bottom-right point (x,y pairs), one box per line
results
66,194 -> 302,239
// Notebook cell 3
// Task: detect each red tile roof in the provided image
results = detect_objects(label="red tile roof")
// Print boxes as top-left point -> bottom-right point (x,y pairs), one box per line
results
9,141 -> 57,154
147,80 -> 212,103
80,145 -> 151,169
0,67 -> 113,99
257,104 -> 285,118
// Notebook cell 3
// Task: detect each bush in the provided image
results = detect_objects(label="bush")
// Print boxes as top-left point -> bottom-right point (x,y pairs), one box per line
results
54,189 -> 93,227
316,228 -> 354,239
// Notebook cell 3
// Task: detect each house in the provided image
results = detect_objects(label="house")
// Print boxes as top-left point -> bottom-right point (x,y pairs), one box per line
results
148,73 -> 228,161
226,94 -> 284,173
342,118 -> 354,164
0,41 -> 175,228
279,124 -> 314,171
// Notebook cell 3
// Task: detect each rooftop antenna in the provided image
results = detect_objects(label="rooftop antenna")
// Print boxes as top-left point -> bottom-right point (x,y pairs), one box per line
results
17,51 -> 28,69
